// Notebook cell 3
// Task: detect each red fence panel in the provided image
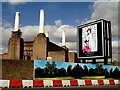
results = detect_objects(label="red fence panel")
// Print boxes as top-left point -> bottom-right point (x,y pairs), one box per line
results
85,80 -> 92,86
33,80 -> 44,87
53,80 -> 62,87
10,80 -> 22,88
70,80 -> 78,86
98,80 -> 104,85
109,80 -> 115,85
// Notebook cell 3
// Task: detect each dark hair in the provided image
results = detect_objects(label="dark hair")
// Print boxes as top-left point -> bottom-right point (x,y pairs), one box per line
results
87,28 -> 91,33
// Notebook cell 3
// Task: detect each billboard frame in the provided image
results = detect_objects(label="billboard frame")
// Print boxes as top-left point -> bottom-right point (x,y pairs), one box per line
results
77,19 -> 112,65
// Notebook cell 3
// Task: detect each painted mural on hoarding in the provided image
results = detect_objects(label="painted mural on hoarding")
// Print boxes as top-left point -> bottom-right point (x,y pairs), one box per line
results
34,60 -> 120,79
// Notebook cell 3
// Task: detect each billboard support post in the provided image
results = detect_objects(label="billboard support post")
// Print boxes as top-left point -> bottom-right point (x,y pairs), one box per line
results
108,21 -> 112,64
82,59 -> 86,63
92,58 -> 96,64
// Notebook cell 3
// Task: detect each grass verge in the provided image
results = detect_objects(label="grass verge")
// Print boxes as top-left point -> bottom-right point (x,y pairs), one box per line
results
35,76 -> 115,80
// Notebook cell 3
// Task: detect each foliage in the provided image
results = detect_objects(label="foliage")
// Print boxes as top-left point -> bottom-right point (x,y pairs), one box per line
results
67,65 -> 72,76
35,62 -> 120,79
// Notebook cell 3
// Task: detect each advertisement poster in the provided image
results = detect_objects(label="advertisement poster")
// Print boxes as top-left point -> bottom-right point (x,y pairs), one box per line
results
82,24 -> 98,53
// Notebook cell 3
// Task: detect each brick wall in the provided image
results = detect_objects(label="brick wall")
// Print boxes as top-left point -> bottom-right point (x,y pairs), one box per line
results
48,51 -> 66,62
1,59 -> 34,80
68,52 -> 77,62
8,37 -> 24,60
48,42 -> 68,62
0,53 -> 8,59
33,33 -> 47,60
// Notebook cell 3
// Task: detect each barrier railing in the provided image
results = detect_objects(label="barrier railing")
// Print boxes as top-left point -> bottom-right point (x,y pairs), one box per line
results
0,79 -> 119,88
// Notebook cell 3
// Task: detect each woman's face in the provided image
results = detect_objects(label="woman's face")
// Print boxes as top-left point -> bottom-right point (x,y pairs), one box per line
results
87,30 -> 91,34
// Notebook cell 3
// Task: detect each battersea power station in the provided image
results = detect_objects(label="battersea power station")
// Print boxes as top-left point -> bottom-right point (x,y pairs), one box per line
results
1,9 -> 77,62
0,9 -> 79,79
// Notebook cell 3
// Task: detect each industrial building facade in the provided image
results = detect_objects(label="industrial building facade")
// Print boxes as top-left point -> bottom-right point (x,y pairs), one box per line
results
1,9 -> 77,63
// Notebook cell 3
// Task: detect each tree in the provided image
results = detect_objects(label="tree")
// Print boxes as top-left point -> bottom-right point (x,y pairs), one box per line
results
100,68 -> 105,76
71,64 -> 84,78
79,66 -> 84,77
95,64 -> 103,76
44,61 -> 58,77
67,65 -> 72,76
112,67 -> 120,79
45,62 -> 51,77
58,68 -> 67,77
52,62 -> 58,77
53,68 -> 59,77
35,67 -> 43,78
45,61 -> 51,69
104,68 -> 109,78
52,61 -> 56,68
43,67 -> 49,77
83,65 -> 88,76
109,68 -> 113,78
88,68 -> 94,76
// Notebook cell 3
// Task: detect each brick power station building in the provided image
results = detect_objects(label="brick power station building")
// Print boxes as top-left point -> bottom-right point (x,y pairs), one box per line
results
1,9 -> 77,63
0,9 -> 79,80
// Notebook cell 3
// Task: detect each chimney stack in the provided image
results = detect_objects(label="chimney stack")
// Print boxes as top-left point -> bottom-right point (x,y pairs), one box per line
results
62,30 -> 66,46
39,9 -> 44,33
14,12 -> 20,31
46,32 -> 49,37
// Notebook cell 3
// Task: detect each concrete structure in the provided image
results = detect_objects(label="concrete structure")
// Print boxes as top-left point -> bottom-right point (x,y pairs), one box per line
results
14,12 -> 20,31
46,32 -> 49,37
39,9 -> 44,33
62,30 -> 66,47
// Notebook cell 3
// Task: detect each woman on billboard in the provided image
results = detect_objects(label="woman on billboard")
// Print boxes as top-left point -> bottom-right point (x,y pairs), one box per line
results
82,28 -> 94,53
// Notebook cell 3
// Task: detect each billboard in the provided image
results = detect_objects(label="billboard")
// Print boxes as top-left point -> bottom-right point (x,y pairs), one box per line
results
77,19 -> 112,59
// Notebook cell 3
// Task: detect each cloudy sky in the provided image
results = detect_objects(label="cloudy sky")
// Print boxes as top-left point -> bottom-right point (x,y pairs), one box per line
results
1,0 -> 119,61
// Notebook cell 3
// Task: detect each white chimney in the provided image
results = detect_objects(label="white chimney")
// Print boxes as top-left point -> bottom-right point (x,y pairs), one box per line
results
39,9 -> 44,33
14,12 -> 20,31
46,32 -> 49,37
62,30 -> 66,46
